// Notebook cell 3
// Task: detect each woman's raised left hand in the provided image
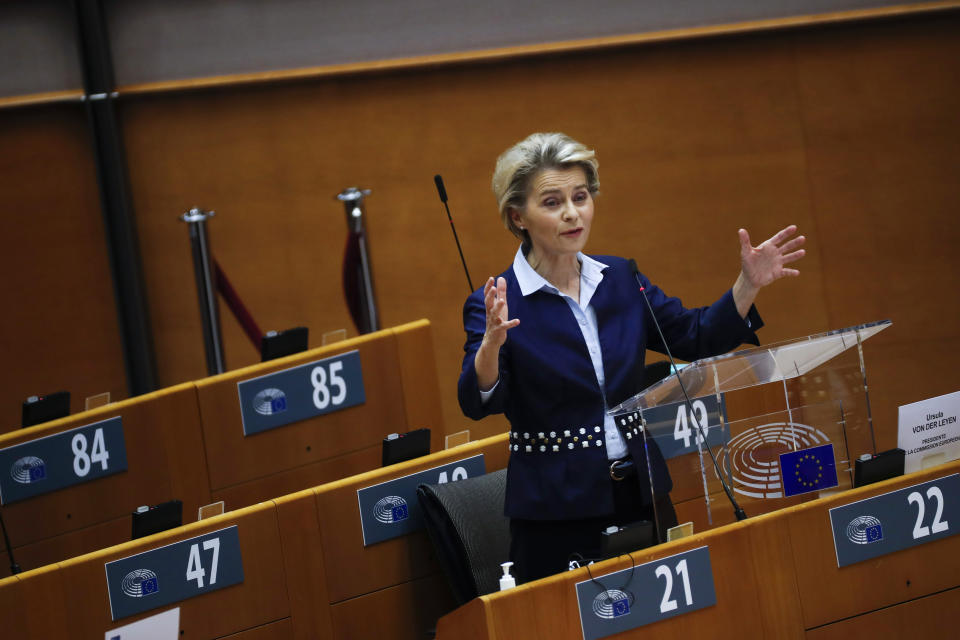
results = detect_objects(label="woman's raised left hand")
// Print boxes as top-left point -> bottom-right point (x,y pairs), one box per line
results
732,224 -> 806,318
739,224 -> 806,290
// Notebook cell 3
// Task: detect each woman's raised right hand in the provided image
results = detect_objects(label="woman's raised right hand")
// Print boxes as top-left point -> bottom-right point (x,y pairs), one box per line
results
482,276 -> 520,349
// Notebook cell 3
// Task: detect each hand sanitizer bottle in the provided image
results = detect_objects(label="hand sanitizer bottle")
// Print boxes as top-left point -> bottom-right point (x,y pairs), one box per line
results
499,561 -> 516,591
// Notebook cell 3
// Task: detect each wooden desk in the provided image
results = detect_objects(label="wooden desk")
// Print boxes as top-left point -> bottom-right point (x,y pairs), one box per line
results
284,433 -> 511,640
0,320 -> 445,581
0,432 -> 511,640
0,382 -> 210,578
62,501 -> 290,638
436,459 -> 960,639
196,319 -> 446,508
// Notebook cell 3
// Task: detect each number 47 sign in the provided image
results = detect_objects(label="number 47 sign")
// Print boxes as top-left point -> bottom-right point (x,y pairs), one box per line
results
105,526 -> 244,620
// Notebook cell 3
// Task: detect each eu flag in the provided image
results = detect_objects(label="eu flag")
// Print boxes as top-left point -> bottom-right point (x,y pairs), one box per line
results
612,597 -> 630,617
779,443 -> 838,497
141,577 -> 159,595
391,504 -> 409,522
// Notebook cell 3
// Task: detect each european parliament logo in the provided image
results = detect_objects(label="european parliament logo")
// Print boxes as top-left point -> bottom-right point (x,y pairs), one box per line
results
846,515 -> 884,545
718,421 -> 833,500
252,388 -> 288,416
592,589 -> 633,619
779,443 -> 839,497
10,456 -> 46,484
373,496 -> 409,524
121,569 -> 159,598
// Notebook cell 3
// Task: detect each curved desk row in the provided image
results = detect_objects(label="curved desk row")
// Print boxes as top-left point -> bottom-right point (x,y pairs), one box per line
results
0,432 -> 511,640
0,319 -> 444,578
436,458 -> 960,639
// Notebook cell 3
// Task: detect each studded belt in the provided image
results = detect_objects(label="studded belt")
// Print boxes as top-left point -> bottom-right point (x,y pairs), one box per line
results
508,425 -> 606,453
614,410 -> 644,442
507,410 -> 645,454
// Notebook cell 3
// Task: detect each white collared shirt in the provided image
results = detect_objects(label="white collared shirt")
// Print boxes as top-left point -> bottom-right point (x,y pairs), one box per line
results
481,247 -> 628,460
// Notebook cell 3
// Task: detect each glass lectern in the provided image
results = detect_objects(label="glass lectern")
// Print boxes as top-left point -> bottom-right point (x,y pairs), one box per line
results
608,320 -> 892,532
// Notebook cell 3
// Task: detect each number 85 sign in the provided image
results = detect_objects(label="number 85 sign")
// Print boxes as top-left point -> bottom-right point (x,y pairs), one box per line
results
237,350 -> 366,436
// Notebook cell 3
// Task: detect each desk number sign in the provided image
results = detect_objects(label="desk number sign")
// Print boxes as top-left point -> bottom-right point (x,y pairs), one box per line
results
575,546 -> 716,640
104,525 -> 244,620
237,350 -> 365,435
356,454 -> 486,546
829,473 -> 959,567
633,394 -> 728,461
0,416 -> 127,505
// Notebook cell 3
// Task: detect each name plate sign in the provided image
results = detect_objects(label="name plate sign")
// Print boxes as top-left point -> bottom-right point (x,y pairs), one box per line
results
357,454 -> 486,546
0,416 -> 127,505
898,391 -> 960,473
237,350 -> 365,436
105,607 -> 179,640
631,394 -> 728,460
829,473 -> 960,567
105,525 -> 244,620
575,546 -> 716,640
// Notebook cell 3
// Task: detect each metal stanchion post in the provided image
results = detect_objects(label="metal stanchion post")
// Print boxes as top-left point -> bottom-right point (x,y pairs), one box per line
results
180,208 -> 225,375
337,188 -> 380,334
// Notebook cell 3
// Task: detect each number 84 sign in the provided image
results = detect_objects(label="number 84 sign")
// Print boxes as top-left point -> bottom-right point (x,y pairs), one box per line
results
0,416 -> 128,505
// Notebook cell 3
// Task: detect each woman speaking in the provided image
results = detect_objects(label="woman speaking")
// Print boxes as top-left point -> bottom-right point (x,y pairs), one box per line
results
457,132 -> 805,584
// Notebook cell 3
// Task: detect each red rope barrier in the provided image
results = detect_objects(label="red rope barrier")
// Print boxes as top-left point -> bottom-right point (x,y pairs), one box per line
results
213,259 -> 262,352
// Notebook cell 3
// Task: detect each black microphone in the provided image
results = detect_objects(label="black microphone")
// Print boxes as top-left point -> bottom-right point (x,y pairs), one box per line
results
434,175 -> 448,203
628,259 -> 748,522
433,174 -> 474,293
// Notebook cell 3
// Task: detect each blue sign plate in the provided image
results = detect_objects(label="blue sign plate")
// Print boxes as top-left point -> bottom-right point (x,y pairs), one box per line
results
829,473 -> 960,567
575,546 -> 716,640
105,525 -> 244,620
623,394 -> 727,460
237,350 -> 365,436
356,454 -> 486,546
0,416 -> 127,505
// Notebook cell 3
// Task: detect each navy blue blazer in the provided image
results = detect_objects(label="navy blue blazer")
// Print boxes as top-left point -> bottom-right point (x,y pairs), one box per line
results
458,255 -> 762,520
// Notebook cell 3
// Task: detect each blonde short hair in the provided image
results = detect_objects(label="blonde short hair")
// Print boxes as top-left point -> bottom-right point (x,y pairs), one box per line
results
491,132 -> 599,241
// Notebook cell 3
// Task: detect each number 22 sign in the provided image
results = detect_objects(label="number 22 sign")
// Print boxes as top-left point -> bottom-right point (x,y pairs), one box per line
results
829,473 -> 959,567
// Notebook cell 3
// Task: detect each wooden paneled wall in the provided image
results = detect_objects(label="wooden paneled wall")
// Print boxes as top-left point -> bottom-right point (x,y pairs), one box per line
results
0,104 -> 128,430
2,13 -> 958,446
119,13 -> 960,445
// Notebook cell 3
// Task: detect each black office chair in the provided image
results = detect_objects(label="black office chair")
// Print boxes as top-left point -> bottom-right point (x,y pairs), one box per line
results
416,468 -> 510,606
